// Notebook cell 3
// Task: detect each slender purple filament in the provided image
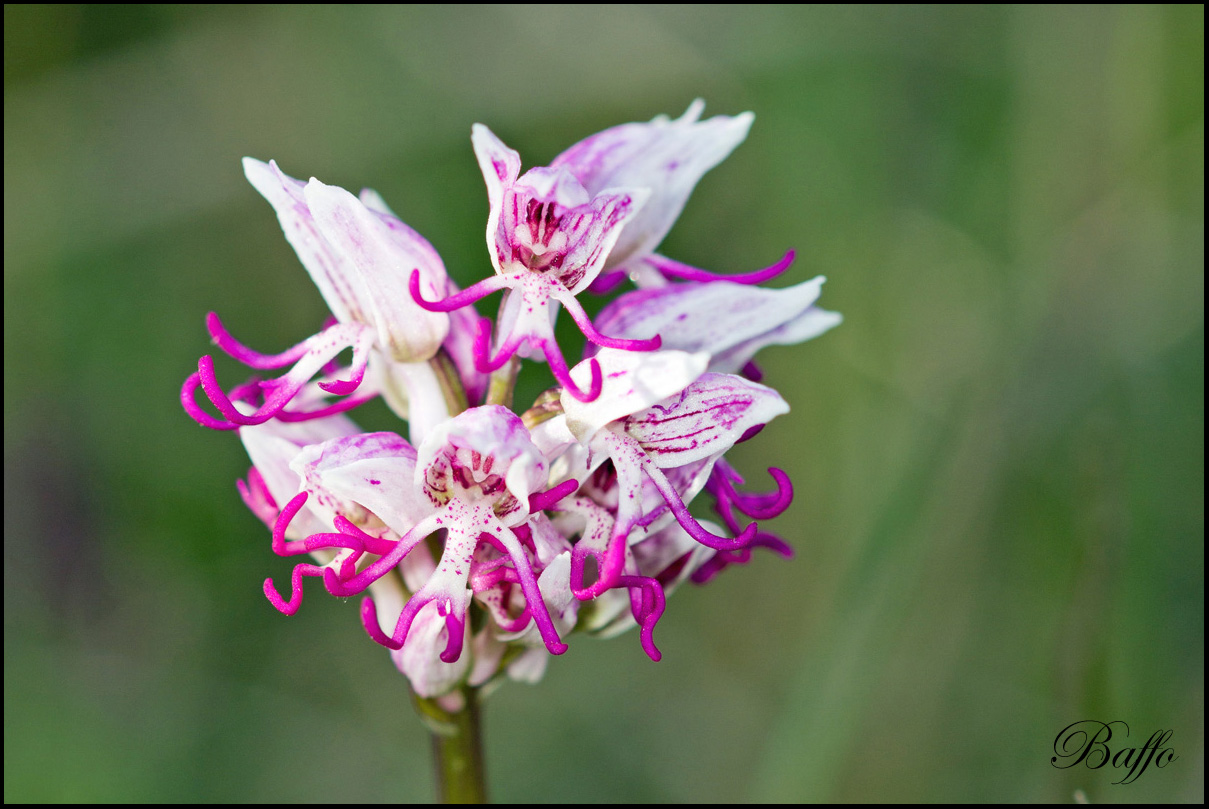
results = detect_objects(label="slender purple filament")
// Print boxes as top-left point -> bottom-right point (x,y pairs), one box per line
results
552,285 -> 662,353
587,269 -> 627,295
270,492 -> 313,556
263,563 -> 325,615
569,529 -> 627,600
180,372 -> 237,430
690,532 -> 794,585
537,337 -> 602,402
618,574 -> 666,662
528,479 -> 579,513
649,249 -> 795,286
708,464 -> 794,520
472,318 -> 524,373
206,311 -> 310,369
409,269 -> 510,313
644,462 -> 758,551
275,391 -> 378,422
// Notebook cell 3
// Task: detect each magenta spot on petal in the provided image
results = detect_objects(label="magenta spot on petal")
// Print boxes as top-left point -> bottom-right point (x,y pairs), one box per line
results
368,479 -> 381,485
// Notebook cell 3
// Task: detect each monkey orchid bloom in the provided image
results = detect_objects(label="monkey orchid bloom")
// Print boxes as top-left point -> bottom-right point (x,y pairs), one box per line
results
268,408 -> 572,669
182,159 -> 452,430
409,126 -> 661,402
560,349 -> 789,598
181,101 -> 843,735
590,276 -> 840,571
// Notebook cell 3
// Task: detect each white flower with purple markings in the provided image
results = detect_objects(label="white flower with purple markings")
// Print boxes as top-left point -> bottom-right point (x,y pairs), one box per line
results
182,101 -> 840,697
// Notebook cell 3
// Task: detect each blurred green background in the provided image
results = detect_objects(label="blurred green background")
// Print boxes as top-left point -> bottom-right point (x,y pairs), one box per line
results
4,5 -> 1203,802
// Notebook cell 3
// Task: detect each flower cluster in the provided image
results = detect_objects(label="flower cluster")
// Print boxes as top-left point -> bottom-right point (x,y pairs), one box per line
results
182,101 -> 840,697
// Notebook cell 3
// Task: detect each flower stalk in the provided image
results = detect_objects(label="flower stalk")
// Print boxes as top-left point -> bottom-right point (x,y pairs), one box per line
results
415,689 -> 488,804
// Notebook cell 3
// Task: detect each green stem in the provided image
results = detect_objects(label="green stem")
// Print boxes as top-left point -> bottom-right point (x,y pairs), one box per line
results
416,689 -> 488,804
430,349 -> 469,415
485,356 -> 520,408
484,291 -> 520,408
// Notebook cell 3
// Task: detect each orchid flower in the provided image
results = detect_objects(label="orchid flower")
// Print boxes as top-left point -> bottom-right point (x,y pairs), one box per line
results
590,274 -> 840,546
182,102 -> 843,754
182,159 -> 454,431
267,408 -> 574,674
408,126 -> 661,402
559,348 -> 789,598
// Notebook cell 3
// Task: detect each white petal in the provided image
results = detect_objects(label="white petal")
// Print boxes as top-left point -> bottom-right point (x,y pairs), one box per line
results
243,158 -> 369,326
594,276 -> 840,373
416,406 -> 548,518
471,124 -> 522,274
561,348 -> 708,442
290,431 -> 432,536
551,101 -> 753,268
239,413 -> 361,537
623,373 -> 789,468
304,179 -> 450,362
391,602 -> 471,697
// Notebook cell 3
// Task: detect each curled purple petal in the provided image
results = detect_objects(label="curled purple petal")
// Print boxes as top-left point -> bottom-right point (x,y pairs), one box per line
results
708,463 -> 794,520
690,531 -> 794,585
539,338 -> 602,403
472,317 -> 524,373
263,563 -> 325,615
409,268 -> 511,313
206,311 -> 311,369
270,492 -> 313,556
275,391 -> 378,422
186,321 -> 374,429
528,479 -> 579,513
617,575 -> 666,662
644,461 -> 758,551
548,284 -> 662,353
648,249 -> 795,286
569,532 -> 627,601
181,371 -> 238,430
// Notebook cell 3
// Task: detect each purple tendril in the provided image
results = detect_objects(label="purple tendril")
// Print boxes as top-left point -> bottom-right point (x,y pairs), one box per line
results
690,532 -> 794,585
206,311 -> 310,369
263,563 -> 326,615
649,249 -> 796,286
618,575 -> 666,662
528,479 -> 579,513
537,337 -> 602,402
707,463 -> 794,521
644,463 -> 758,551
409,269 -> 510,313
